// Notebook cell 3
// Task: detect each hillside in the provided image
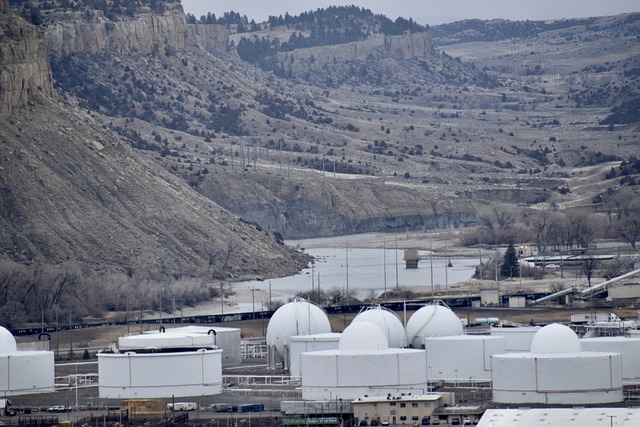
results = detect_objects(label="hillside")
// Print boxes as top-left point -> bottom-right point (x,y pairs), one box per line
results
0,7 -> 309,328
1,1 -> 639,326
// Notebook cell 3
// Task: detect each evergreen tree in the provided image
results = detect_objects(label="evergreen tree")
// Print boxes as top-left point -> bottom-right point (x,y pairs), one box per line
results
500,243 -> 519,279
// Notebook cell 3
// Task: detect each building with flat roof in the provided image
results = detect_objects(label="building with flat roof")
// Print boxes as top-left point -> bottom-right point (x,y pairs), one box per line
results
351,393 -> 456,426
478,407 -> 640,427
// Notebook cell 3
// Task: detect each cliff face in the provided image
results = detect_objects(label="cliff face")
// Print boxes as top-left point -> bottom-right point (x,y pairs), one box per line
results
188,23 -> 229,53
0,14 -> 54,118
45,6 -> 188,57
43,5 -> 229,58
278,31 -> 432,72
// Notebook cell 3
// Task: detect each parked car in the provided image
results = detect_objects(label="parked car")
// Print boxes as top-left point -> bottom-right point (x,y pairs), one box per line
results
451,418 -> 461,425
381,420 -> 389,426
545,263 -> 560,269
463,416 -> 471,425
370,420 -> 379,426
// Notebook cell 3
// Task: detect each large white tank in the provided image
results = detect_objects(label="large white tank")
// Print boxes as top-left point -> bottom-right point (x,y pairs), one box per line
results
99,348 -> 223,398
490,326 -> 540,352
289,333 -> 341,378
267,300 -> 331,368
425,335 -> 505,382
405,303 -> 464,348
300,321 -> 428,400
352,306 -> 406,348
120,326 -> 241,366
491,323 -> 624,405
581,336 -> 640,384
0,326 -> 54,396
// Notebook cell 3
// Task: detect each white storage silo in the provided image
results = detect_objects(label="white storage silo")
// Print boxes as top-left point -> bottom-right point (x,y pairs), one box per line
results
491,323 -> 624,405
353,306 -> 406,348
425,335 -> 505,382
266,299 -> 331,369
289,333 -> 341,378
300,321 -> 428,400
99,348 -> 222,399
0,326 -> 54,396
581,336 -> 640,384
406,302 -> 464,348
490,326 -> 540,352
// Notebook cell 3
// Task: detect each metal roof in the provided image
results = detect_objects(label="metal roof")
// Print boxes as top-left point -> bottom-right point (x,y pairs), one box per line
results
478,408 -> 640,427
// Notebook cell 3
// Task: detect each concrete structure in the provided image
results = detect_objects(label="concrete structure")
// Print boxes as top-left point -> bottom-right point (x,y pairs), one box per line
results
353,306 -> 406,348
405,302 -> 464,349
403,249 -> 420,269
478,408 -> 640,427
480,289 -> 500,306
581,336 -> 640,384
99,327 -> 223,399
609,283 -> 640,299
267,299 -> 331,370
352,393 -> 455,426
425,335 -> 505,382
490,326 -> 540,352
491,323 -> 624,405
300,321 -> 428,400
289,333 -> 341,378
0,326 -> 54,396
119,325 -> 241,367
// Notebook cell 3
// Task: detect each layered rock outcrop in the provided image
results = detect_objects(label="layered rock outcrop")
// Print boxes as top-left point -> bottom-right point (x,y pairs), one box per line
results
45,6 -> 189,57
278,31 -> 432,72
0,14 -> 54,118
188,24 -> 229,53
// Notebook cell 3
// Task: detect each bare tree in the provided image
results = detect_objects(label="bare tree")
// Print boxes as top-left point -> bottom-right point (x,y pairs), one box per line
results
617,207 -> 640,249
581,258 -> 598,287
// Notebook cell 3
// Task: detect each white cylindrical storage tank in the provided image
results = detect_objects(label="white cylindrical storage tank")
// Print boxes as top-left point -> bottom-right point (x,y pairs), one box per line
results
267,300 -> 331,368
491,326 -> 540,352
300,321 -> 428,400
119,326 -> 241,367
352,306 -> 406,348
99,348 -> 223,399
0,326 -> 55,396
491,324 -> 624,405
289,333 -> 341,378
425,335 -> 505,382
581,336 -> 640,384
406,303 -> 464,348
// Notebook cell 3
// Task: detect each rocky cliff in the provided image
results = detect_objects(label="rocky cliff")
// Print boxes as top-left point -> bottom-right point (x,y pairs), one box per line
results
278,31 -> 432,73
45,5 -> 188,57
0,13 -> 53,118
188,23 -> 229,54
42,4 -> 229,59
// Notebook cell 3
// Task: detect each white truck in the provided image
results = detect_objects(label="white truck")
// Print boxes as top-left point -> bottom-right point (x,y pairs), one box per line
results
167,402 -> 197,411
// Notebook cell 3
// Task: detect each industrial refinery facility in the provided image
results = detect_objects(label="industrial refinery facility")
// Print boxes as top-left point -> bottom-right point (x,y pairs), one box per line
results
3,297 -> 640,426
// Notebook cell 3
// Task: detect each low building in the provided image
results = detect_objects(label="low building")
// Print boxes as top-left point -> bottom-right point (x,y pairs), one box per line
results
478,407 -> 640,427
352,393 -> 455,426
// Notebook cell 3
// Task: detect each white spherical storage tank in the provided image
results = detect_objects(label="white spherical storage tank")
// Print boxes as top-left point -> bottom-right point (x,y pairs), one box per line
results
491,323 -> 624,405
99,348 -> 223,399
289,333 -> 341,378
405,302 -> 464,348
119,326 -> 241,367
267,299 -> 331,369
490,326 -> 540,352
424,335 -> 505,382
300,321 -> 428,400
0,326 -> 54,396
352,306 -> 407,348
581,336 -> 640,384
